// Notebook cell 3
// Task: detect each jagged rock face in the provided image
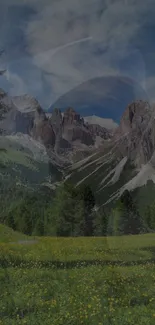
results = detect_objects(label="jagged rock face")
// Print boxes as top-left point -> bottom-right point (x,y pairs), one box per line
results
12,94 -> 42,113
116,100 -> 151,137
0,92 -> 34,134
51,108 -> 62,131
0,90 -> 126,165
49,106 -> 115,156
15,111 -> 34,134
63,107 -> 81,125
0,109 -> 33,135
86,123 -> 111,140
114,100 -> 154,166
63,124 -> 94,145
0,91 -> 56,149
49,107 -> 97,152
61,107 -> 95,146
32,119 -> 55,147
32,107 -> 55,148
50,108 -> 63,153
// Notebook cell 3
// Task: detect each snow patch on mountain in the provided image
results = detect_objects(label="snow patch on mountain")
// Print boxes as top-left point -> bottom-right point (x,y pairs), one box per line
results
122,163 -> 155,192
12,95 -> 41,112
76,161 -> 106,186
79,152 -> 114,174
76,155 -> 115,187
110,157 -> 128,184
100,169 -> 115,188
84,115 -> 118,130
71,152 -> 97,170
104,161 -> 155,206
5,133 -> 49,162
99,157 -> 127,189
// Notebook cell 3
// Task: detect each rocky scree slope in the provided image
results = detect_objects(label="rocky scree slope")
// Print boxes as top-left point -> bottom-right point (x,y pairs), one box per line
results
66,100 -> 155,208
48,107 -> 112,162
0,89 -> 112,188
0,90 -> 112,162
0,89 -> 62,187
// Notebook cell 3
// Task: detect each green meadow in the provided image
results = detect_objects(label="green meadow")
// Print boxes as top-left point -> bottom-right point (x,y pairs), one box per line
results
0,224 -> 155,325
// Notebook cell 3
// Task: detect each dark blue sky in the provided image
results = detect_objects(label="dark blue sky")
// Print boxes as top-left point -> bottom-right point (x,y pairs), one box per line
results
49,76 -> 148,122
0,0 -> 155,120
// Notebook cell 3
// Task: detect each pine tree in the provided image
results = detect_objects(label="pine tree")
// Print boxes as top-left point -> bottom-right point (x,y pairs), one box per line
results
94,206 -> 109,236
122,190 -> 144,234
50,183 -> 77,236
114,190 -> 144,235
77,184 -> 95,236
144,203 -> 155,231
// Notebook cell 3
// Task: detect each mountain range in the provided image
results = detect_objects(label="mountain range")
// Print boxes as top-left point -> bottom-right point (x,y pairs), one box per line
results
48,76 -> 148,122
0,87 -> 155,213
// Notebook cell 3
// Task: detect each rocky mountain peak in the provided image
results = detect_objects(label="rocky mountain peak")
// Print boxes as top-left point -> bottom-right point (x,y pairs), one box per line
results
12,94 -> 41,113
32,106 -> 55,148
51,108 -> 62,126
50,108 -> 63,154
32,118 -> 56,148
0,88 -> 7,99
0,91 -> 56,148
113,100 -> 154,167
115,100 -> 151,139
52,107 -> 62,115
63,107 -> 81,124
47,106 -> 112,156
34,105 -> 46,122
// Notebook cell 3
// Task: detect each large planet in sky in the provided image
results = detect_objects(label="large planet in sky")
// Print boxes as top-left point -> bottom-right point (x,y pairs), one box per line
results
49,75 -> 148,123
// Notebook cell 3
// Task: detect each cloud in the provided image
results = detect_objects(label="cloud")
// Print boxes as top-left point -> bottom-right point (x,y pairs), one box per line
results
24,0 -> 155,104
1,0 -> 155,110
145,76 -> 155,103
6,70 -> 28,95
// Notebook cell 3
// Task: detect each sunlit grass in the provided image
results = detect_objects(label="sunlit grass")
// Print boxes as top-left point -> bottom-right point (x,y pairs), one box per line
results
0,224 -> 30,243
1,233 -> 154,263
0,148 -> 37,170
1,226 -> 155,324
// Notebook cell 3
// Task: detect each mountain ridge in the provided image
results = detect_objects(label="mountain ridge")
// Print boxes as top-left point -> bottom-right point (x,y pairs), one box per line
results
1,87 -> 155,211
66,99 -> 155,209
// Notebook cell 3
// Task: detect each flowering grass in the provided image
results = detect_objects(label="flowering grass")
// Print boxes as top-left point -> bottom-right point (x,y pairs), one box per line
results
0,227 -> 155,324
0,224 -> 30,243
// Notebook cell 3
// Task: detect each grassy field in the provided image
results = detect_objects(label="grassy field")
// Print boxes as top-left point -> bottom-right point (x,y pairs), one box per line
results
0,225 -> 155,324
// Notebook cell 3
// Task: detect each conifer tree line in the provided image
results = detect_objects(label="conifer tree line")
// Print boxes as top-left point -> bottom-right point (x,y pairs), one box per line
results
1,179 -> 154,237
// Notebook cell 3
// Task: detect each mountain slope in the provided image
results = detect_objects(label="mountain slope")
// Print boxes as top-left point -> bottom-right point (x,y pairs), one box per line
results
66,143 -> 136,206
66,100 -> 155,209
48,107 -> 112,162
2,87 -> 155,213
12,94 -> 41,113
0,135 -> 62,187
0,89 -> 111,163
0,90 -> 63,192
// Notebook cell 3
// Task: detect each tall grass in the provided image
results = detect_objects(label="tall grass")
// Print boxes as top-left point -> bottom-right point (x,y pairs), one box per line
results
0,226 -> 155,324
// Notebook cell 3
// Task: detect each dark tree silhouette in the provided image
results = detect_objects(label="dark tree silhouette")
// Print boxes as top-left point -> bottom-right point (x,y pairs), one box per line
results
120,190 -> 133,209
77,184 -> 95,236
118,190 -> 144,235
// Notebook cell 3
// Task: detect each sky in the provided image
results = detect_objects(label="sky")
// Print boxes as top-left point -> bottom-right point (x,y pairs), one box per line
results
0,0 -> 155,119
